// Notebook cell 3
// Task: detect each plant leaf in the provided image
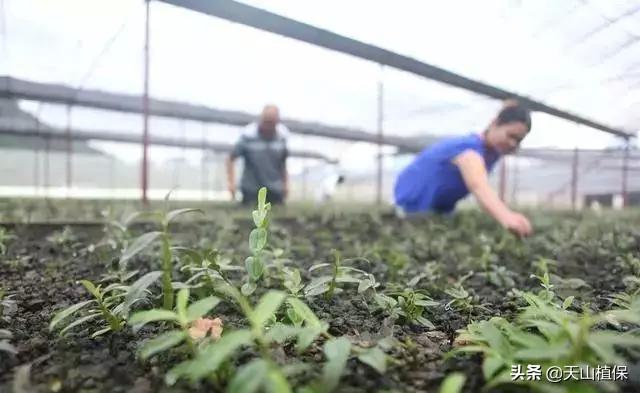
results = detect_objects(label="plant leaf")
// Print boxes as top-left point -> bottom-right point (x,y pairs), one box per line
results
59,313 -> 101,336
139,330 -> 187,360
78,280 -> 102,301
253,291 -> 286,328
228,359 -> 268,393
165,330 -> 253,385
129,309 -> 179,331
163,208 -> 203,228
286,297 -> 322,329
120,231 -> 162,265
439,372 -> 466,393
91,327 -> 113,338
122,271 -> 162,314
186,296 -> 221,322
322,337 -> 351,392
176,288 -> 189,322
357,347 -> 386,374
265,367 -> 292,393
249,228 -> 268,253
482,355 -> 504,380
49,300 -> 94,331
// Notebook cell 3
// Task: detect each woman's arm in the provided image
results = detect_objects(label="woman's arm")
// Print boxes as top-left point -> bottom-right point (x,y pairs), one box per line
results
452,150 -> 532,236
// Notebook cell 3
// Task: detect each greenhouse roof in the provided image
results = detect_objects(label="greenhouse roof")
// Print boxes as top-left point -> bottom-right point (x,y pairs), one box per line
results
1,0 -> 639,161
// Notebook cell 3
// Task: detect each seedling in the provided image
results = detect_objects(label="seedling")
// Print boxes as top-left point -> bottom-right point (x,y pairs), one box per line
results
129,288 -> 222,359
305,249 -> 370,299
49,271 -> 161,337
178,247 -> 240,290
242,187 -> 271,296
452,289 -> 640,392
0,226 -> 15,255
164,285 -> 327,390
377,287 -> 438,329
478,264 -> 516,288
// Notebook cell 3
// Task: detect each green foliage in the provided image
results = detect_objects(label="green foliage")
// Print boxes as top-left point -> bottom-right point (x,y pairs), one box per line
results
445,274 -> 490,318
376,286 -> 439,329
439,373 -> 466,393
0,226 -> 15,255
49,271 -> 161,337
129,287 -> 221,360
305,249 -> 371,299
242,187 -> 271,296
451,289 -> 640,392
165,287 -> 325,389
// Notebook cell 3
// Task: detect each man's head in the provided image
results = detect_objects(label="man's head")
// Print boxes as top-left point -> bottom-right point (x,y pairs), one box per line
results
258,104 -> 280,138
485,100 -> 531,154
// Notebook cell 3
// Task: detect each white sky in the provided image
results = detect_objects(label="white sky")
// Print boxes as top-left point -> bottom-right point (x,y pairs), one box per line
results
1,0 -> 639,171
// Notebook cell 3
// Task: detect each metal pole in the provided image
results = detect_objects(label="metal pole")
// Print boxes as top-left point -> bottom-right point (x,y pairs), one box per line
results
141,0 -> 151,204
66,104 -> 72,196
201,122 -> 206,201
376,65 -> 384,205
499,157 -> 507,202
44,134 -> 50,199
570,147 -> 579,211
622,140 -> 630,207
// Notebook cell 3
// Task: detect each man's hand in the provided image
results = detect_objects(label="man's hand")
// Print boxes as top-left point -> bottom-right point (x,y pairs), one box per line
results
499,211 -> 533,237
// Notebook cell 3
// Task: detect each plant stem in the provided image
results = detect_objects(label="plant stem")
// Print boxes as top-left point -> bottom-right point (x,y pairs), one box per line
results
161,233 -> 174,310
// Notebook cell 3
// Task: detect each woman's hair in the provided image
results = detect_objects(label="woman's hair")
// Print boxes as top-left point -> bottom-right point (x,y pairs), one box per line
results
495,100 -> 532,131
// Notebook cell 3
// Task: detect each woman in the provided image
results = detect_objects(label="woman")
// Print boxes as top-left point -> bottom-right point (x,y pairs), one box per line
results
394,101 -> 532,237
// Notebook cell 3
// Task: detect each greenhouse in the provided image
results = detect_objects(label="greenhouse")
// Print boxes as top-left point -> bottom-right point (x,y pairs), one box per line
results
0,0 -> 639,392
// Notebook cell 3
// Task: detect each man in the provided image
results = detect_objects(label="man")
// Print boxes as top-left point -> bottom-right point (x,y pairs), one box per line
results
226,105 -> 289,205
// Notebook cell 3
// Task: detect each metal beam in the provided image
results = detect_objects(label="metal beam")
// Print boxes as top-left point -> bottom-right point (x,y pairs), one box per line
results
0,125 -> 334,162
0,77 -> 417,148
158,0 -> 633,139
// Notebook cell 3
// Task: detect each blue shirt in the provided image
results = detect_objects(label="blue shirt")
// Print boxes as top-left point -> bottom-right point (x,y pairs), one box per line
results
394,133 -> 500,213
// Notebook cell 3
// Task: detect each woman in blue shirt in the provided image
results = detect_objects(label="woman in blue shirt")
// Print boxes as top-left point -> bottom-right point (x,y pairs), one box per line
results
394,101 -> 532,237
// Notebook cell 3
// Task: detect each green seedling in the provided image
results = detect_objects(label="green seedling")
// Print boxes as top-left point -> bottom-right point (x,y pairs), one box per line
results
178,247 -> 240,290
305,249 -> 370,300
451,289 -> 640,393
445,284 -> 490,317
375,286 -> 438,329
129,288 -> 222,359
0,226 -> 15,255
242,187 -> 271,296
164,286 -> 327,390
478,264 -> 516,288
49,271 -> 161,337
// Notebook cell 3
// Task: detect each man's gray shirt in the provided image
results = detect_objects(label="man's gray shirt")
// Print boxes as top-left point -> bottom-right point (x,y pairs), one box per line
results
231,123 -> 288,195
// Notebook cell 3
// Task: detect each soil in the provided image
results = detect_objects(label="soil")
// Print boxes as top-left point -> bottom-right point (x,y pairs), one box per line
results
1,208 -> 639,393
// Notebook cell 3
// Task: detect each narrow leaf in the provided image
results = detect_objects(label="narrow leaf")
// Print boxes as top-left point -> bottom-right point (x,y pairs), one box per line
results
228,359 -> 268,393
286,297 -> 322,329
120,231 -> 162,265
322,337 -> 351,392
186,296 -> 221,322
163,208 -> 203,227
129,309 -> 179,331
253,291 -> 286,327
357,347 -> 386,374
122,271 -> 162,314
49,300 -> 94,331
439,373 -> 466,393
139,330 -> 187,360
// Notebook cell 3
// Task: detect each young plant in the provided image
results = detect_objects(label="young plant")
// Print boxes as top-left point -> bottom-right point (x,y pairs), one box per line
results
478,264 -> 516,288
452,290 -> 640,393
164,285 -> 327,390
305,249 -> 370,299
242,187 -> 271,296
0,226 -> 15,255
128,288 -> 222,359
49,271 -> 161,337
444,284 -> 490,317
178,247 -> 240,290
376,282 -> 439,329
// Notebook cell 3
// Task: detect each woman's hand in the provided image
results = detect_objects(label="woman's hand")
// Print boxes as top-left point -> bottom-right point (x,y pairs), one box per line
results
498,211 -> 532,237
